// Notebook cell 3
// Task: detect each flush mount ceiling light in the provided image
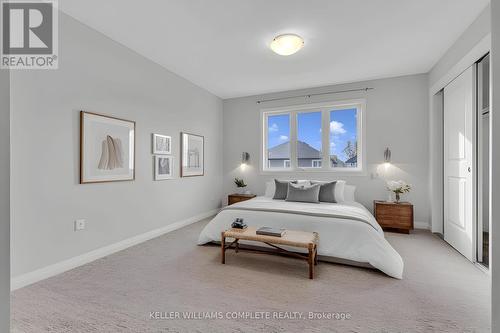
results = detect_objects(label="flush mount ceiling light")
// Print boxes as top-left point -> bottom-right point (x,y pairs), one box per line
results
270,34 -> 304,56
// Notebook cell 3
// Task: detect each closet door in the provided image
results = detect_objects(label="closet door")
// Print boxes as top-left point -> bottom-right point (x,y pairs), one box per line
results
443,66 -> 475,261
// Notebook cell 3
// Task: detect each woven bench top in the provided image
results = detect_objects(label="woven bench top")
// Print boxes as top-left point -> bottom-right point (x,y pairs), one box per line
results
223,227 -> 318,248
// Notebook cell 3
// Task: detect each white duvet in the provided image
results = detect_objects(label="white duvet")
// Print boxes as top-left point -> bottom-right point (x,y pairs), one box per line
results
198,196 -> 404,279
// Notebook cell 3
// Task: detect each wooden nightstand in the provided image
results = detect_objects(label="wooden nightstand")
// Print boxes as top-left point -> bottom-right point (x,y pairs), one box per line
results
373,200 -> 414,234
228,193 -> 257,205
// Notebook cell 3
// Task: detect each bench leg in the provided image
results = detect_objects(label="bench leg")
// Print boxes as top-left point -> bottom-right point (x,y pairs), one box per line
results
314,246 -> 318,265
221,233 -> 226,264
308,244 -> 314,279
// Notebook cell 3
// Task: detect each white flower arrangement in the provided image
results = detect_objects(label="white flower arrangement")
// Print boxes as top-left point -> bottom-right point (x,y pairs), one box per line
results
386,180 -> 411,203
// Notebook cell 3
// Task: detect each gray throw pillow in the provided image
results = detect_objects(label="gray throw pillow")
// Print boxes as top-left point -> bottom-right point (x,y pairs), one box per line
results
311,181 -> 337,203
285,183 -> 321,203
273,179 -> 297,200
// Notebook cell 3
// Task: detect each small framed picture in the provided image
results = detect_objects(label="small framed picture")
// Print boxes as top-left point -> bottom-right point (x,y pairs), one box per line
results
152,134 -> 171,155
155,155 -> 174,180
181,132 -> 204,177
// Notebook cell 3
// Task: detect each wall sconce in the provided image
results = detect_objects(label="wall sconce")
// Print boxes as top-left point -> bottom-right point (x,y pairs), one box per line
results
384,147 -> 391,163
241,152 -> 250,165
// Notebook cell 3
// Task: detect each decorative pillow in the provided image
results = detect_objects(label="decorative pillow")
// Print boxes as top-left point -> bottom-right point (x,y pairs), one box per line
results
285,183 -> 321,203
310,180 -> 346,203
311,181 -> 337,203
273,179 -> 297,200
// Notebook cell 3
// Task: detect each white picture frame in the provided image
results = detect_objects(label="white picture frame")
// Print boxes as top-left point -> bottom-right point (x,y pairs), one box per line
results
155,155 -> 174,180
152,134 -> 171,155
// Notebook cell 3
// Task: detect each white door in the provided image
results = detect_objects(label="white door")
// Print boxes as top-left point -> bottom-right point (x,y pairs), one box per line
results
443,66 -> 475,261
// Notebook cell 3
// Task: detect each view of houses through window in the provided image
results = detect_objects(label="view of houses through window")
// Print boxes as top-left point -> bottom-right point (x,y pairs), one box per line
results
264,104 -> 361,171
297,111 -> 322,168
330,108 -> 358,168
266,113 -> 291,169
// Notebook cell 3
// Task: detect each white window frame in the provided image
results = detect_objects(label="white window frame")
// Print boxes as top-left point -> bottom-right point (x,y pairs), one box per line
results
312,160 -> 322,168
260,99 -> 366,175
284,160 -> 291,168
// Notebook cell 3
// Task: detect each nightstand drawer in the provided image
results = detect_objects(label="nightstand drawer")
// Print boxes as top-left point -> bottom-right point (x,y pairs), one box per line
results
228,194 -> 256,206
373,201 -> 414,234
375,206 -> 413,217
377,216 -> 413,228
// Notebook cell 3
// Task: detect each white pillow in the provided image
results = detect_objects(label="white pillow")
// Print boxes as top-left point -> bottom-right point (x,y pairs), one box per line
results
344,185 -> 356,202
264,181 -> 275,197
335,180 -> 346,203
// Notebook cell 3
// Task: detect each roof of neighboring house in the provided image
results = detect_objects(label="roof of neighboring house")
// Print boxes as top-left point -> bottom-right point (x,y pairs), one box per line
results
345,155 -> 357,164
268,141 -> 322,159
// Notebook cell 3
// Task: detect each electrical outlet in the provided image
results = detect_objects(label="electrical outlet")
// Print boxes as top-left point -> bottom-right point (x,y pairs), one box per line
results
75,219 -> 86,231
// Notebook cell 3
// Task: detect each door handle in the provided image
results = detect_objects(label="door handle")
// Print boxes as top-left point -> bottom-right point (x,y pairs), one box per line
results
468,167 -> 471,173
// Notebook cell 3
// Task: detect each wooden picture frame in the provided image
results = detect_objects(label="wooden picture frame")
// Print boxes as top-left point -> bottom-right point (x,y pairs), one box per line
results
80,111 -> 135,184
180,132 -> 204,177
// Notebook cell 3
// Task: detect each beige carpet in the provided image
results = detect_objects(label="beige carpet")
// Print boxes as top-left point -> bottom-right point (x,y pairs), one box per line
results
12,218 -> 490,333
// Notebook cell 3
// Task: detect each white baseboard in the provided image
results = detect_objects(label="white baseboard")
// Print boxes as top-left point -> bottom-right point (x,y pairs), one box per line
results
11,209 -> 219,291
414,221 -> 430,230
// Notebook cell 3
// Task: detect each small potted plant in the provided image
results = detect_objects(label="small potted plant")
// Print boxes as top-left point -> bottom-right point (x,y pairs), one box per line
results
387,180 -> 411,203
234,178 -> 247,194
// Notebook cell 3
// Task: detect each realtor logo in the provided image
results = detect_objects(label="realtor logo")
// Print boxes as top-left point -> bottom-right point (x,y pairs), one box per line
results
1,0 -> 58,69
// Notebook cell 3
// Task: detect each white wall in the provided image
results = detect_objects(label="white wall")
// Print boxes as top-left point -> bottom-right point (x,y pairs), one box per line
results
10,13 -> 223,279
0,69 -> 10,332
490,0 -> 500,329
223,74 -> 430,225
428,5 -> 491,233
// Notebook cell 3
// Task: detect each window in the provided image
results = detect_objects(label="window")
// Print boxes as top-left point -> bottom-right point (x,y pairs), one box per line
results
262,101 -> 363,172
265,113 -> 291,170
297,111 -> 322,168
312,160 -> 322,168
330,108 -> 358,168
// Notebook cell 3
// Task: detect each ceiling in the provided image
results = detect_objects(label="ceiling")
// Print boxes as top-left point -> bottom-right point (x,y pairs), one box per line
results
60,0 -> 490,99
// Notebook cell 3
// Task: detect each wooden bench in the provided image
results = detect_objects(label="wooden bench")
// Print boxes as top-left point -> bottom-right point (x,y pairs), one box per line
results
221,227 -> 319,279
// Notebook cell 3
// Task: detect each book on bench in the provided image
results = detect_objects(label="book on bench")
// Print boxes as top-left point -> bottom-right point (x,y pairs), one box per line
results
256,227 -> 286,237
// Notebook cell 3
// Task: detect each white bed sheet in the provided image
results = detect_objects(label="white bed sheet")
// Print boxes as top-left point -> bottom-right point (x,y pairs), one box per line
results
197,196 -> 404,279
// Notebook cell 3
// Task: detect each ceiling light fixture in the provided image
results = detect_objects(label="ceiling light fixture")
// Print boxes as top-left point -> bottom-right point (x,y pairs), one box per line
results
270,34 -> 304,56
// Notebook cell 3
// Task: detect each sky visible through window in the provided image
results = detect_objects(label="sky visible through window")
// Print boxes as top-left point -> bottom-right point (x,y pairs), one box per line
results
267,108 -> 357,163
267,114 -> 290,148
297,111 -> 322,152
330,108 -> 357,162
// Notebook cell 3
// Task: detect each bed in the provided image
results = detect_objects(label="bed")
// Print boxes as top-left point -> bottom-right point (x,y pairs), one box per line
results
198,187 -> 404,279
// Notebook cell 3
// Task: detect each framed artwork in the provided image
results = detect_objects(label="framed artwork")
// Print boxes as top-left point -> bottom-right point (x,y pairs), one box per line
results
152,134 -> 171,155
80,111 -> 135,184
181,132 -> 204,177
155,155 -> 174,180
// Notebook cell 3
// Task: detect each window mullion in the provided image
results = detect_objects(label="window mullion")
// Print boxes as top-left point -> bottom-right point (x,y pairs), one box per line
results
290,111 -> 298,170
321,110 -> 329,170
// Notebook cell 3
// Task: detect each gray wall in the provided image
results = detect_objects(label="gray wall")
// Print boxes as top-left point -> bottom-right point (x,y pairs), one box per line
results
10,13 -> 223,278
0,70 -> 10,333
223,74 -> 430,225
429,4 -> 491,88
491,0 -> 500,329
